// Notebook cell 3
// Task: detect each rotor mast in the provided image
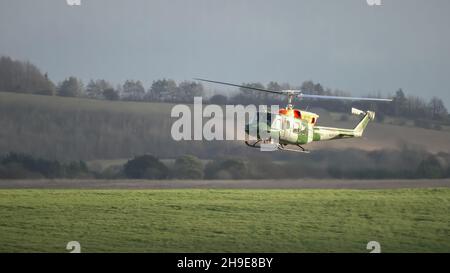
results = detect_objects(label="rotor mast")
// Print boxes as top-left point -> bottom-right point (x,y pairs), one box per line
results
282,90 -> 301,110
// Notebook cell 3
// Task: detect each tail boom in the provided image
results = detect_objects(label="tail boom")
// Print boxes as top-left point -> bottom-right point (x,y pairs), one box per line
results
313,108 -> 375,141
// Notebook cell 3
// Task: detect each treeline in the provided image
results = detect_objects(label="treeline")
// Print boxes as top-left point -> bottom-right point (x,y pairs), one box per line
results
0,153 -> 90,179
2,148 -> 450,180
0,56 -> 56,95
0,56 -> 204,103
1,56 -> 448,124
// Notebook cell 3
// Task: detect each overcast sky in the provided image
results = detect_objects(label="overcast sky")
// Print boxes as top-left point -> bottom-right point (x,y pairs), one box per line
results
1,0 -> 449,106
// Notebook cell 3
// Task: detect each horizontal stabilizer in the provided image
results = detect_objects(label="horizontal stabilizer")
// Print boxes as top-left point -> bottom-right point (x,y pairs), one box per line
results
351,108 -> 365,116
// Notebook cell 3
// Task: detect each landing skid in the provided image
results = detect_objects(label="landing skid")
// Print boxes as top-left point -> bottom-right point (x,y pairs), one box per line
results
277,144 -> 310,153
245,140 -> 262,148
245,140 -> 310,153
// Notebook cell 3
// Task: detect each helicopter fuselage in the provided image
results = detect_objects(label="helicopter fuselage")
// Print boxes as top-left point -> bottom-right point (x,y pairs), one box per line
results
245,107 -> 374,146
194,78 -> 386,152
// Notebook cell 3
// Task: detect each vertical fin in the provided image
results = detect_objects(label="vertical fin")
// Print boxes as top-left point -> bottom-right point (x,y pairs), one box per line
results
352,108 -> 375,137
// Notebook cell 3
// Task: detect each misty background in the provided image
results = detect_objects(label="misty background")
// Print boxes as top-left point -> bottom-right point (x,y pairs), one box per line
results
1,0 -> 449,106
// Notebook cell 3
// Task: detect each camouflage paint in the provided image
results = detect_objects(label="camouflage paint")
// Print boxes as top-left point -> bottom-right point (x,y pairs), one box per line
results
246,108 -> 375,146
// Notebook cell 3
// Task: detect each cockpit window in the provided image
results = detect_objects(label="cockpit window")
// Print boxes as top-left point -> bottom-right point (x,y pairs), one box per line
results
272,119 -> 281,130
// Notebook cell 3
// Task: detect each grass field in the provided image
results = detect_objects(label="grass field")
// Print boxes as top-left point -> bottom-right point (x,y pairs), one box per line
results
0,188 -> 449,253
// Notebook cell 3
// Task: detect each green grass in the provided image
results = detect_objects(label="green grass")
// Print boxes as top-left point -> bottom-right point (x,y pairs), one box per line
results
0,188 -> 449,253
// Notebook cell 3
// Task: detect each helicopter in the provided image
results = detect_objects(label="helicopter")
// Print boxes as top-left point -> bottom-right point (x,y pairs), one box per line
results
194,78 -> 392,153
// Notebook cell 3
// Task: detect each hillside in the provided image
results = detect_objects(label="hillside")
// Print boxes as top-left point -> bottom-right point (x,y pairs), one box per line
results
0,92 -> 238,160
1,91 -> 450,161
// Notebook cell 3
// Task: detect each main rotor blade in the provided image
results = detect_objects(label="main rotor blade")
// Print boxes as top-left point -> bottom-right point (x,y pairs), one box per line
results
299,94 -> 392,102
194,78 -> 282,95
194,78 -> 393,102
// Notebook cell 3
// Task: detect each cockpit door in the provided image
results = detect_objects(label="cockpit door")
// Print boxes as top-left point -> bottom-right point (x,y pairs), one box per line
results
279,116 -> 297,143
